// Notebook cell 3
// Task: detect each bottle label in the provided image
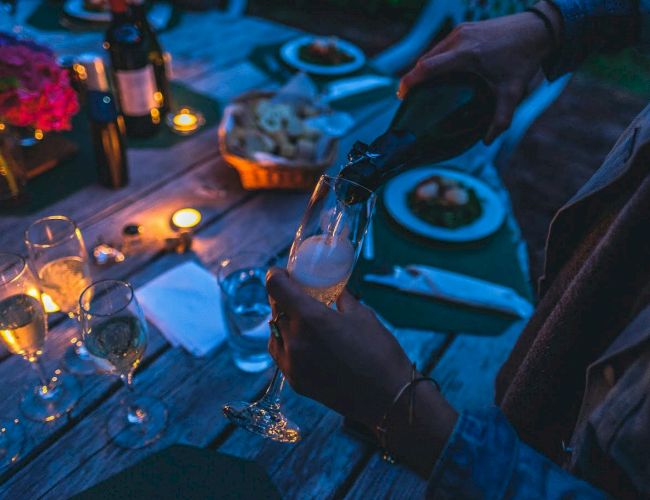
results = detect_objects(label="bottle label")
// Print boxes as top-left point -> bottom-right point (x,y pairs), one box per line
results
115,66 -> 157,116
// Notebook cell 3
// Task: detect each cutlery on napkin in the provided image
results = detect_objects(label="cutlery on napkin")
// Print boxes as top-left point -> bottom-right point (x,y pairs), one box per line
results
137,261 -> 227,357
364,265 -> 534,318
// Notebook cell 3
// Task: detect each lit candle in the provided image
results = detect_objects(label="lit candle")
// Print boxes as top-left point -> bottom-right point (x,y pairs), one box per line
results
167,108 -> 205,135
171,208 -> 202,231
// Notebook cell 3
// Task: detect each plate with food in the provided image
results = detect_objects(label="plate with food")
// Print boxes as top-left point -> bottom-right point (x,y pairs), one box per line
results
384,167 -> 506,242
280,36 -> 366,76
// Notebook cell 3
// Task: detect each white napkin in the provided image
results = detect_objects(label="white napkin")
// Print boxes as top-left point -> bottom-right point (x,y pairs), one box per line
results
137,261 -> 226,357
364,264 -> 534,318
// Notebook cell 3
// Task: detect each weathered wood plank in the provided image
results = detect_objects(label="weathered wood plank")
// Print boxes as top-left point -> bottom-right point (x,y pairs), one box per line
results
430,319 -> 526,411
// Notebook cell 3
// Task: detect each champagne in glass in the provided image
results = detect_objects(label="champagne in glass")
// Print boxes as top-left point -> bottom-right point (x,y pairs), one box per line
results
37,257 -> 91,315
223,175 -> 376,442
0,253 -> 80,426
0,294 -> 46,361
80,280 -> 167,449
26,216 -> 97,375
288,235 -> 355,306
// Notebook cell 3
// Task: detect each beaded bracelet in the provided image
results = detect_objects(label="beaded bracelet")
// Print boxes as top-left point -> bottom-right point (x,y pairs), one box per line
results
376,363 -> 441,463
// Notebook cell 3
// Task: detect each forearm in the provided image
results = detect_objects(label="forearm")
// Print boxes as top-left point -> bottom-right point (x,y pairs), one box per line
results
375,377 -> 458,478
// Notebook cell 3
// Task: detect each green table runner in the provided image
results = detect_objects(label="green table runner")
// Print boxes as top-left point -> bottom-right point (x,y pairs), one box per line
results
349,185 -> 534,336
248,42 -> 397,111
3,82 -> 221,216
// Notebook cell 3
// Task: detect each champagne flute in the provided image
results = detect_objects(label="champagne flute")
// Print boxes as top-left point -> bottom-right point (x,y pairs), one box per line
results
0,253 -> 80,422
223,175 -> 376,442
80,280 -> 167,449
25,216 -> 97,375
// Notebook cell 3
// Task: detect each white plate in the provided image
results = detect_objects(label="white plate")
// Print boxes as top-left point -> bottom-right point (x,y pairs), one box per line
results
384,166 -> 506,242
63,0 -> 111,22
279,36 -> 366,76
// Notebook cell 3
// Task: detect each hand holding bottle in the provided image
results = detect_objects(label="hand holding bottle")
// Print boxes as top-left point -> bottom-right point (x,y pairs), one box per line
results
398,2 -> 563,144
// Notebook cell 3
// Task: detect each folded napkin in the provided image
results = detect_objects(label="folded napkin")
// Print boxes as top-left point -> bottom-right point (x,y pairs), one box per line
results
137,261 -> 226,357
364,265 -> 534,318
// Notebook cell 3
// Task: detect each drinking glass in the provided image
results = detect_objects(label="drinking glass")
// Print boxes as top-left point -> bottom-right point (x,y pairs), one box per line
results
223,175 -> 376,442
80,280 -> 167,449
0,253 -> 80,422
25,215 -> 97,375
217,252 -> 274,373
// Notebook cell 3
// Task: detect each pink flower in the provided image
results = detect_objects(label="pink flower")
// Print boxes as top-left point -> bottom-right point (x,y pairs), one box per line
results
0,33 -> 78,131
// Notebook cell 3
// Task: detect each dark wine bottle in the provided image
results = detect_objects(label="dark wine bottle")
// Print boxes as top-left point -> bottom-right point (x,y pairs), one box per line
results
105,0 -> 161,138
129,0 -> 171,115
337,73 -> 496,203
77,54 -> 129,188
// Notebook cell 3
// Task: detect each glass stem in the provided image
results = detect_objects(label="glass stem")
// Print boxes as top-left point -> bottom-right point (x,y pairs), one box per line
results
120,373 -> 146,424
258,367 -> 285,408
29,358 -> 54,399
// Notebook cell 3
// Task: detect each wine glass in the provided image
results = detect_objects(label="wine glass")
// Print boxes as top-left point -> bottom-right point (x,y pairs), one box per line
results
0,253 -> 80,422
25,216 -> 97,375
79,279 -> 167,449
223,175 -> 376,442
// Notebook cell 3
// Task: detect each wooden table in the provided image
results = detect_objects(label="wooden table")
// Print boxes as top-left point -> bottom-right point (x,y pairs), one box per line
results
0,4 -> 530,498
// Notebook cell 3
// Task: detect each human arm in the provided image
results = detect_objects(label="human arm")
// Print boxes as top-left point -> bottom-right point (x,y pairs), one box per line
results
265,268 -> 607,495
399,0 -> 650,144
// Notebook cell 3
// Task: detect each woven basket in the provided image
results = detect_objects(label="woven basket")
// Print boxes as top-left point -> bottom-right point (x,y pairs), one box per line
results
218,91 -> 338,191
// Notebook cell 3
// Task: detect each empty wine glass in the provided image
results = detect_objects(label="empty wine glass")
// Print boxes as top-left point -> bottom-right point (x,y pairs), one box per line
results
223,175 -> 376,442
80,279 -> 167,449
0,253 -> 80,423
26,216 -> 97,375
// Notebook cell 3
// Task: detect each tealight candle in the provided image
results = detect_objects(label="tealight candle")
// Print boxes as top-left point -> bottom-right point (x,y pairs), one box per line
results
171,208 -> 202,231
167,107 -> 205,135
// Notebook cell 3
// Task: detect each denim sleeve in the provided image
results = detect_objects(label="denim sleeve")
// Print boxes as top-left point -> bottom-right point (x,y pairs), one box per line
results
543,0 -> 650,79
426,408 -> 607,499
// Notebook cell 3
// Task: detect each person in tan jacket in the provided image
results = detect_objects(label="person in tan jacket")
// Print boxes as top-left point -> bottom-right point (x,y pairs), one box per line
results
265,0 -> 650,497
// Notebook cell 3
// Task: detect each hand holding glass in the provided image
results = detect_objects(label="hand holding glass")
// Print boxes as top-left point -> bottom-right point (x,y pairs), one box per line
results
223,175 -> 376,442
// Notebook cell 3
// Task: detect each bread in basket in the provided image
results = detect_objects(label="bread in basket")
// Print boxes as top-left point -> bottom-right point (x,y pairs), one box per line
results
218,90 -> 338,190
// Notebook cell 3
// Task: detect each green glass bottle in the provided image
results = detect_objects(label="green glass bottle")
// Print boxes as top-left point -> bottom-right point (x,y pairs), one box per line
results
337,73 -> 496,203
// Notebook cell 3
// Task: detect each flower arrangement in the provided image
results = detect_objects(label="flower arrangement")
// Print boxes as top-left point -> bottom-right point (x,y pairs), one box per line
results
0,32 -> 79,132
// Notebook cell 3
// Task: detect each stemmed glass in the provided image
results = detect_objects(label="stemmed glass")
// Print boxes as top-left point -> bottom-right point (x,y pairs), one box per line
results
0,253 -> 80,423
223,175 -> 376,442
25,216 -> 97,375
79,279 -> 167,449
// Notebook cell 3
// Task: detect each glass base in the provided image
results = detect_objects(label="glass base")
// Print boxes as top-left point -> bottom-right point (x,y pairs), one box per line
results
223,400 -> 301,443
107,396 -> 167,449
63,344 -> 98,375
20,373 -> 80,422
0,418 -> 23,471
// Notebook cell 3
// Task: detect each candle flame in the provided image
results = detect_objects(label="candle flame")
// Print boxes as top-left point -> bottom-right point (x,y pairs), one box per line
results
171,208 -> 202,229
